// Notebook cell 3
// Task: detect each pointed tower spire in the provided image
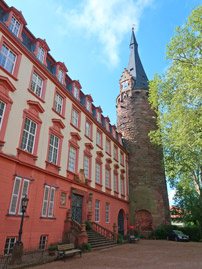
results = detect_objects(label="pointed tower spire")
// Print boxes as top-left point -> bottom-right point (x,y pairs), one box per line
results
127,28 -> 148,89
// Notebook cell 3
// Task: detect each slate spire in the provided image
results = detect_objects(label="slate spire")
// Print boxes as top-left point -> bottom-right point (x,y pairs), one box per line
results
127,28 -> 148,89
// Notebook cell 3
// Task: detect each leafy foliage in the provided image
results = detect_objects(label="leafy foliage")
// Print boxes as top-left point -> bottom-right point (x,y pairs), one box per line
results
149,6 -> 202,225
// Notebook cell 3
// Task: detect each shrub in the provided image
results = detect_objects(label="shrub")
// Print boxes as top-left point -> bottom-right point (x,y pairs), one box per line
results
48,244 -> 57,251
85,221 -> 92,230
181,225 -> 201,242
117,234 -> 123,244
154,225 -> 178,239
82,243 -> 91,252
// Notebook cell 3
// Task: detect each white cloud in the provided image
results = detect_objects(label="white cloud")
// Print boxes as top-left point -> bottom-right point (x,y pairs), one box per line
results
56,0 -> 153,67
169,189 -> 176,205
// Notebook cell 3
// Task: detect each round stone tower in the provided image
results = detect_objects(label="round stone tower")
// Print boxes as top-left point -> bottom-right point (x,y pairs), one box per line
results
116,29 -> 170,232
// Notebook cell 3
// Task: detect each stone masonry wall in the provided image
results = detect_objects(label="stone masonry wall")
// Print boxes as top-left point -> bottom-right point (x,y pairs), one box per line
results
117,87 -> 170,230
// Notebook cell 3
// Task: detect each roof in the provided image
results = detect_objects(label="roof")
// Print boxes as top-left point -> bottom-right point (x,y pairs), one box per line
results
127,28 -> 149,89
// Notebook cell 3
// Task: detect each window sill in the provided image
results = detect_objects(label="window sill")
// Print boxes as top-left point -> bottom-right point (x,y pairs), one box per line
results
70,122 -> 81,132
95,182 -> 103,187
45,161 -> 60,174
85,135 -> 93,142
6,214 -> 29,218
52,108 -> 65,119
96,144 -> 103,150
121,194 -> 125,199
0,65 -> 18,81
114,190 -> 119,195
27,88 -> 45,103
106,152 -> 111,157
105,186 -> 111,191
40,217 -> 56,220
17,148 -> 38,165
113,158 -> 118,162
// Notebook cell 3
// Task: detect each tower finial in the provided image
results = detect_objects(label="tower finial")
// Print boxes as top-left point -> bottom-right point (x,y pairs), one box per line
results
132,24 -> 136,31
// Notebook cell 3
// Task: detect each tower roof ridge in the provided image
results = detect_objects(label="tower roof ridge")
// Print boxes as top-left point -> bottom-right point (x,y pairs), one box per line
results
127,28 -> 148,89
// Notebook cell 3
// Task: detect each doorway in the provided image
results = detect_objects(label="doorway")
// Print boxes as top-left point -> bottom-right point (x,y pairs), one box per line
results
71,194 -> 83,224
118,209 -> 124,235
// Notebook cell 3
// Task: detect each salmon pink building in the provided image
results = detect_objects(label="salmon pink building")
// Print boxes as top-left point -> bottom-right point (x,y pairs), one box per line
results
0,0 -> 170,256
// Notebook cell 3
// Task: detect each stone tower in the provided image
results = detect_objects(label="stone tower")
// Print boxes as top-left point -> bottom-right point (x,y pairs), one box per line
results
116,29 -> 170,232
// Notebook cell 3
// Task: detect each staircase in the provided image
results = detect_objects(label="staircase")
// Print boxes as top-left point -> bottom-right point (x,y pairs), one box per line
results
87,229 -> 117,250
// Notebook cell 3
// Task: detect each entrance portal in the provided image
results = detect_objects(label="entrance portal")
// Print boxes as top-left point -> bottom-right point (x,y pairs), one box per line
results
118,210 -> 124,235
71,194 -> 83,224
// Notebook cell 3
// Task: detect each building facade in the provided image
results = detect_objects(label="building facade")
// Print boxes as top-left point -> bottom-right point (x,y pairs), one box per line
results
0,0 -> 129,255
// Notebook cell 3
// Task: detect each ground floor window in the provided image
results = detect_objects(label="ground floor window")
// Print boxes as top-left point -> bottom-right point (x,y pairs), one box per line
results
39,235 -> 47,250
106,202 -> 109,223
4,237 -> 16,256
95,200 -> 100,222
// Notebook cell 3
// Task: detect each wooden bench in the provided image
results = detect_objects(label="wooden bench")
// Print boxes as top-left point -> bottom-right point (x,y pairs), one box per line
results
57,243 -> 82,260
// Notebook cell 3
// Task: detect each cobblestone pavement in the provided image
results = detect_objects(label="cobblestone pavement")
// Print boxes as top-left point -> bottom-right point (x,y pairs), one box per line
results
33,240 -> 202,269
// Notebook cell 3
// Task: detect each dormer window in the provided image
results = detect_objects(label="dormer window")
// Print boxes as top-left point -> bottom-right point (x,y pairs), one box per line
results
74,87 -> 78,99
87,100 -> 90,111
97,112 -> 100,122
58,69 -> 64,84
9,16 -> 20,37
37,46 -> 45,63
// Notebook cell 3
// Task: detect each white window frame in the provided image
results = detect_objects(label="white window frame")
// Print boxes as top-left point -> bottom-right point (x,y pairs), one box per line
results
9,16 -> 20,37
85,121 -> 91,138
97,131 -> 101,147
54,92 -> 63,114
9,176 -> 22,214
42,185 -> 50,217
68,146 -> 76,173
0,44 -> 16,74
114,174 -> 117,192
105,169 -> 110,188
96,163 -> 101,184
86,100 -> 91,111
4,237 -> 16,256
48,187 -> 55,217
48,134 -> 59,165
30,72 -> 43,97
39,235 -> 47,250
95,200 -> 100,222
0,100 -> 6,131
105,202 -> 109,223
84,155 -> 90,179
106,139 -> 110,154
37,46 -> 45,63
121,179 -> 124,195
114,146 -> 117,160
18,179 -> 30,215
97,111 -> 100,122
72,109 -> 79,128
58,69 -> 64,83
74,87 -> 78,99
20,117 -> 37,154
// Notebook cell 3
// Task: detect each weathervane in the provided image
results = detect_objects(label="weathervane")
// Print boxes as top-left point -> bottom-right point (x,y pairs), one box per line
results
132,24 -> 136,30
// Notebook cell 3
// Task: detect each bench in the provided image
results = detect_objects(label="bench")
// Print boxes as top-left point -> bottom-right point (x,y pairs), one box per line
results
57,243 -> 82,260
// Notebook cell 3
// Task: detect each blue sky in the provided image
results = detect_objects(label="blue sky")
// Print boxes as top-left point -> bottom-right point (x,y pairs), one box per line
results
5,0 -> 202,204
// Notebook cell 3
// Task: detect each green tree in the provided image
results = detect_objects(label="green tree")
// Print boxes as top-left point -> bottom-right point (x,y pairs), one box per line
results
149,6 -> 202,226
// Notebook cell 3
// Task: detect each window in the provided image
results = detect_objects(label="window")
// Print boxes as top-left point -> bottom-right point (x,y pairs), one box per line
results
48,134 -> 59,165
96,131 -> 102,147
120,152 -> 124,165
4,237 -> 16,256
113,129 -> 116,138
97,111 -> 101,122
106,139 -> 110,154
85,120 -> 91,138
58,69 -> 64,83
74,87 -> 78,99
37,46 -> 45,63
84,155 -> 90,179
106,203 -> 109,223
30,72 -> 43,97
9,16 -> 20,37
95,200 -> 100,222
39,235 -> 47,250
96,162 -> 101,184
105,168 -> 110,188
54,92 -> 63,114
121,179 -> 124,195
41,185 -> 55,217
87,100 -> 90,111
0,100 -> 6,131
9,177 -> 29,215
20,117 -> 37,153
0,44 -> 16,74
114,174 -> 118,192
71,109 -> 79,128
106,121 -> 109,131
68,146 -> 76,173
114,146 -> 118,160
